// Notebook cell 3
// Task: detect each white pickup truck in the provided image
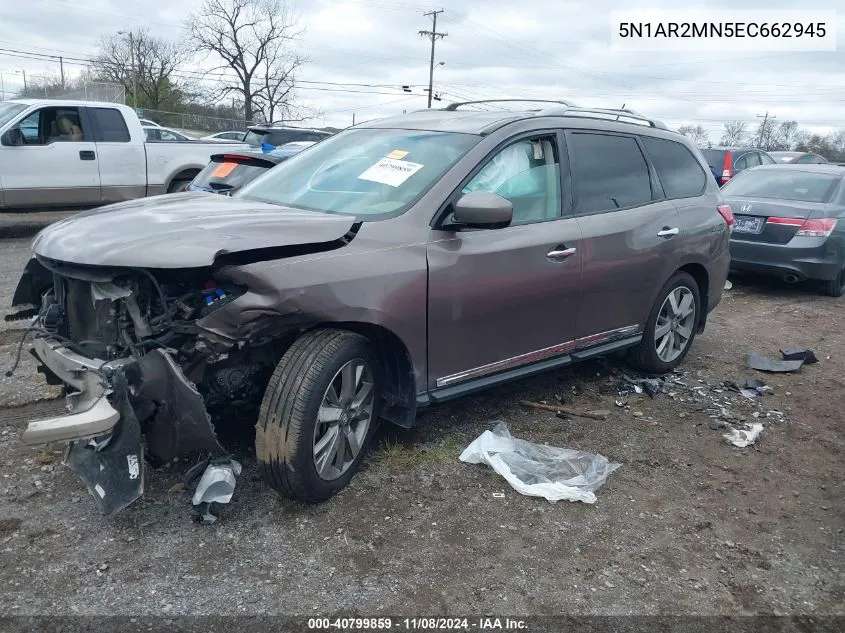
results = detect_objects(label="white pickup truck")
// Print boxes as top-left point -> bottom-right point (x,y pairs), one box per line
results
0,99 -> 247,210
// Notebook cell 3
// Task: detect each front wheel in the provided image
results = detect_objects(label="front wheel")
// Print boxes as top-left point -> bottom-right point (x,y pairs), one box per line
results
256,329 -> 381,503
629,272 -> 700,373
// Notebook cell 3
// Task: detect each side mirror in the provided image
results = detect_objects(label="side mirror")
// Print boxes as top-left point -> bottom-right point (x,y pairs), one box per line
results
1,129 -> 24,146
452,191 -> 513,228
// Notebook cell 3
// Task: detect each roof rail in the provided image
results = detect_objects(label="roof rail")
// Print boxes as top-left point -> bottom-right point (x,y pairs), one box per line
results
444,99 -> 578,111
536,105 -> 668,129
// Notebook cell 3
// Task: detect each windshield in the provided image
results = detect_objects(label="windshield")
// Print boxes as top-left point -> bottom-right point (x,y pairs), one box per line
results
722,169 -> 840,203
236,128 -> 480,217
0,102 -> 27,129
192,156 -> 275,192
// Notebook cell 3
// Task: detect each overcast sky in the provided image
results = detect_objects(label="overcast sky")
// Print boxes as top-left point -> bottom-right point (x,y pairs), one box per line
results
1,0 -> 844,139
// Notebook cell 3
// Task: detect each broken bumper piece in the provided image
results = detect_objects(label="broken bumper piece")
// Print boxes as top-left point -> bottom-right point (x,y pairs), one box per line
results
22,336 -> 121,446
24,339 -> 226,515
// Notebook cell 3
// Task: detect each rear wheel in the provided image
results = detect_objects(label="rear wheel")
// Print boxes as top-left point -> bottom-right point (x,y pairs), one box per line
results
256,329 -> 380,503
167,179 -> 191,193
629,272 -> 700,373
821,264 -> 845,298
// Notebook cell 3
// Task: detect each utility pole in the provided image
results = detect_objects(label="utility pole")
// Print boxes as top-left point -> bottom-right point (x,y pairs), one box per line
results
419,9 -> 447,109
59,57 -> 64,89
756,111 -> 774,148
21,69 -> 26,93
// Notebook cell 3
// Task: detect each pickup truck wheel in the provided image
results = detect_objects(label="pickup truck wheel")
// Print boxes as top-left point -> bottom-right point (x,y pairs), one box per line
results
629,271 -> 700,374
167,179 -> 191,193
256,329 -> 381,503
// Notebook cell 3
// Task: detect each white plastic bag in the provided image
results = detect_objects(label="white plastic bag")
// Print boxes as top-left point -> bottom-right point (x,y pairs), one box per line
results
459,421 -> 620,503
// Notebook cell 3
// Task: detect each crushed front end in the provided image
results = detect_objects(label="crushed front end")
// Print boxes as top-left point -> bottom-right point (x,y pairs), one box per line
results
7,256 -> 273,515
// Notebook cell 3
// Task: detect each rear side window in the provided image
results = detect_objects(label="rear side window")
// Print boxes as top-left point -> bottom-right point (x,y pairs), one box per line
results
759,153 -> 776,165
567,132 -> 652,215
642,136 -> 706,199
90,108 -> 130,143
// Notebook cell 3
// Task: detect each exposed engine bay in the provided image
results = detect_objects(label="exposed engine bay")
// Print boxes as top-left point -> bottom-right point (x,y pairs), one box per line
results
8,256 -> 283,515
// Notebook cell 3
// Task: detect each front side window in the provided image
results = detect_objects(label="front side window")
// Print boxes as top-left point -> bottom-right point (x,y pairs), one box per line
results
642,136 -> 706,199
6,107 -> 85,145
159,129 -> 185,141
238,128 -> 480,218
568,132 -> 652,215
462,136 -> 561,224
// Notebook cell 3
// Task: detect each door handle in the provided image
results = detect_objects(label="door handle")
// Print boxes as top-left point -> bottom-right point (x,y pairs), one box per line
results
657,227 -> 679,238
79,150 -> 96,161
547,246 -> 577,260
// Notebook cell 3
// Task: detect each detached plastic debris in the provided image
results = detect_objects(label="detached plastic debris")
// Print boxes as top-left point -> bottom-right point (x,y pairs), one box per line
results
459,421 -> 620,504
723,423 -> 764,448
748,352 -> 803,373
780,348 -> 818,365
724,280 -> 733,290
192,458 -> 242,506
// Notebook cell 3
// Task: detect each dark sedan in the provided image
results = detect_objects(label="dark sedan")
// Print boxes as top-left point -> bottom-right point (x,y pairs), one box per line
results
721,164 -> 845,296
769,151 -> 828,165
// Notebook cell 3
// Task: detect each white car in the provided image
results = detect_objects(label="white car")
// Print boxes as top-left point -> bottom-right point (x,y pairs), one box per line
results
0,99 -> 249,207
202,130 -> 245,142
143,125 -> 196,142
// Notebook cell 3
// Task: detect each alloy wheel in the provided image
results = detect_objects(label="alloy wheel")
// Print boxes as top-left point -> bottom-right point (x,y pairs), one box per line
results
312,359 -> 375,481
654,286 -> 696,363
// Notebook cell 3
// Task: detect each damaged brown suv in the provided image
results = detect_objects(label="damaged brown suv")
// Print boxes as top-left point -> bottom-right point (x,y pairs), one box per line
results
8,100 -> 732,514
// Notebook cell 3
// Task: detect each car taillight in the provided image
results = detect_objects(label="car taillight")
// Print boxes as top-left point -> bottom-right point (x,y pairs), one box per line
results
720,153 -> 733,185
766,217 -> 837,236
766,217 -> 804,227
799,218 -> 836,237
717,204 -> 734,227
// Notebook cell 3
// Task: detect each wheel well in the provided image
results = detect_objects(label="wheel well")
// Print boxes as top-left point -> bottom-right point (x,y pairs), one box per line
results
678,263 -> 709,332
322,322 -> 417,429
167,168 -> 201,190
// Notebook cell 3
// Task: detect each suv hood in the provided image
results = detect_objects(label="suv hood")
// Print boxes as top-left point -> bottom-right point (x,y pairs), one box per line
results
32,193 -> 356,268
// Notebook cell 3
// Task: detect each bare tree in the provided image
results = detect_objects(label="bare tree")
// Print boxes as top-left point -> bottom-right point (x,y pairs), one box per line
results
93,29 -> 188,110
189,0 -> 305,124
677,124 -> 709,146
753,117 -> 778,150
719,121 -> 746,147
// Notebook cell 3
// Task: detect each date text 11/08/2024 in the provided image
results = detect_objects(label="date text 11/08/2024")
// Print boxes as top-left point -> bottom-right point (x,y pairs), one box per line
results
307,617 -> 528,630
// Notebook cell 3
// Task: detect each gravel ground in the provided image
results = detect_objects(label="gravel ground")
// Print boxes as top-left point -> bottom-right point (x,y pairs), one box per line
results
0,237 -> 842,617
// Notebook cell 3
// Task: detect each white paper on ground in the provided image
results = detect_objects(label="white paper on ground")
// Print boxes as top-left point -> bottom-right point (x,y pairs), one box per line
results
459,421 -> 620,504
723,423 -> 764,447
358,157 -> 423,187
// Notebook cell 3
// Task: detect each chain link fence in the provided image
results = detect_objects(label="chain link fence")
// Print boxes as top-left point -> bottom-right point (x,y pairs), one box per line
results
140,109 -> 255,134
53,82 -> 126,104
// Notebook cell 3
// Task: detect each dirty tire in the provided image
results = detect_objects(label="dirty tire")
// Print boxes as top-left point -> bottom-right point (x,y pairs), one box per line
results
255,329 -> 381,503
167,179 -> 190,194
629,271 -> 700,374
821,263 -> 845,298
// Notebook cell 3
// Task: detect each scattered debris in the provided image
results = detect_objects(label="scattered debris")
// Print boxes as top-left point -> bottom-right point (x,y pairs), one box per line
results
520,400 -> 609,421
618,375 -> 664,398
780,348 -> 818,365
723,423 -> 764,448
492,492 -> 506,499
748,353 -> 803,373
459,421 -> 620,503
724,280 -> 733,290
191,458 -> 242,506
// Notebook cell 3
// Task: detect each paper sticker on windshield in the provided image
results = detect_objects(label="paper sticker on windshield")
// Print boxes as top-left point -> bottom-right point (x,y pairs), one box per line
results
358,157 -> 423,187
386,150 -> 409,160
212,162 -> 237,178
